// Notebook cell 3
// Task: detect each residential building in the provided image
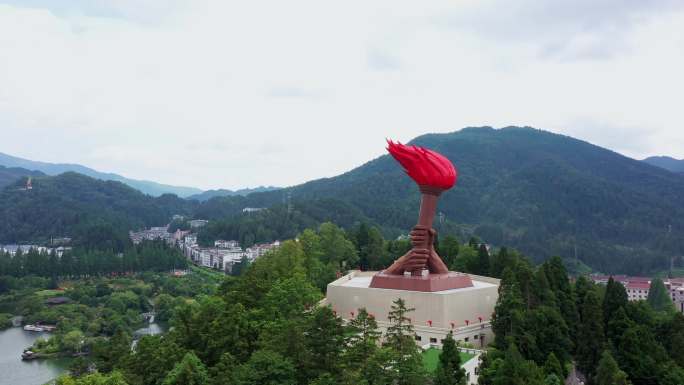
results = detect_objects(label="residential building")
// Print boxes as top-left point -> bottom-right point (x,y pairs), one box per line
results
590,274 -> 684,313
215,240 -> 239,249
129,226 -> 172,245
189,219 -> 209,228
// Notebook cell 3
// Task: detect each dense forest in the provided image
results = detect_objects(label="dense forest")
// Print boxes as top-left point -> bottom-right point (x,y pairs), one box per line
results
0,240 -> 187,279
49,221 -> 684,385
0,172 -> 196,245
0,165 -> 44,189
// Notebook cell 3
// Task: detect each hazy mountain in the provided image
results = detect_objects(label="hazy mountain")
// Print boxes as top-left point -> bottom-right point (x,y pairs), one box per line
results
642,156 -> 684,174
187,186 -> 281,201
0,172 -> 196,244
227,126 -> 684,274
0,152 -> 202,197
0,165 -> 44,190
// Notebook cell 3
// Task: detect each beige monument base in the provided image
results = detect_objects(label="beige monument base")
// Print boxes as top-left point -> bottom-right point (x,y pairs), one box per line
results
323,270 -> 500,348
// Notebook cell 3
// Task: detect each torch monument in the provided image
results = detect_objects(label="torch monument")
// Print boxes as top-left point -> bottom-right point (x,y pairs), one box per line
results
369,140 -> 474,292
324,140 -> 500,349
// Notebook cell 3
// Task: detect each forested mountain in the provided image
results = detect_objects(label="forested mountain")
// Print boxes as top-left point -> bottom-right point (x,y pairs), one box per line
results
0,172 -> 196,245
0,165 -> 44,190
643,155 -> 684,173
3,127 -> 683,274
187,186 -> 280,201
223,127 -> 684,274
0,152 -> 202,197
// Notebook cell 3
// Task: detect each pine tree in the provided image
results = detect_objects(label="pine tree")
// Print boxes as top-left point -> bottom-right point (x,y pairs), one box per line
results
605,307 -> 633,346
342,308 -> 382,384
491,268 -> 525,349
383,298 -> 426,385
603,277 -> 628,330
492,344 -> 545,385
344,308 -> 381,366
162,352 -> 210,385
576,289 -> 605,379
594,350 -> 629,385
233,350 -> 296,385
477,244 -> 490,276
543,352 -> 563,380
302,306 -> 345,380
646,278 -> 675,313
434,332 -> 466,385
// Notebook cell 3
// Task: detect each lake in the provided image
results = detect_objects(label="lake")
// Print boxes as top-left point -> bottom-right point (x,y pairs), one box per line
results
0,321 -> 165,385
0,327 -> 70,385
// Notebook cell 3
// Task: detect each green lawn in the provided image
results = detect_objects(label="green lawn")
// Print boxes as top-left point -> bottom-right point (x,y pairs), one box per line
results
34,289 -> 64,298
422,347 -> 475,372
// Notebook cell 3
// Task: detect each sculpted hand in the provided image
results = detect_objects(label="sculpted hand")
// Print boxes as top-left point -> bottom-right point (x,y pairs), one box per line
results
413,226 -> 449,274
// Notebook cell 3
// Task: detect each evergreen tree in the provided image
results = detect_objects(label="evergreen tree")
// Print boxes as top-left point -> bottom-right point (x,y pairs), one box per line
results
439,235 -> 460,270
477,244 -> 490,276
383,298 -> 426,385
661,313 -> 684,367
543,352 -> 563,380
531,269 -> 557,308
524,306 -> 572,364
603,277 -> 628,330
162,352 -> 210,385
605,307 -> 633,346
434,332 -> 466,385
646,278 -> 675,313
542,257 -> 578,338
302,306 -> 345,381
343,308 -> 381,371
234,350 -> 296,385
209,353 -> 237,385
491,344 -> 545,385
614,325 -> 669,385
489,247 -> 512,278
594,350 -> 629,385
491,268 -> 525,349
576,289 -> 605,379
544,374 -> 562,385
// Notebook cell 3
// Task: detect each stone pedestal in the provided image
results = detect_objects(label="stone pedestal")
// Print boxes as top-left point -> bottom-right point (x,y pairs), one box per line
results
324,271 -> 500,348
369,271 -> 474,292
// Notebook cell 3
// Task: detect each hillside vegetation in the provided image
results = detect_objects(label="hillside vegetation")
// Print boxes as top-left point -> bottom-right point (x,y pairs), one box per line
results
2,127 -> 682,274
0,165 -> 43,190
0,172 -> 196,245
225,127 -> 684,274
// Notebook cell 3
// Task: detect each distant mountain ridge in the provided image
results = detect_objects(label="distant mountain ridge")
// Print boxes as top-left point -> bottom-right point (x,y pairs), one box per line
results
642,156 -> 684,173
187,186 -> 281,201
0,152 -> 202,197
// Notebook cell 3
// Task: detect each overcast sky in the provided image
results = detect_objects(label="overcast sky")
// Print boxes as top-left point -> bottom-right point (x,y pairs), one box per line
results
1,1 -> 683,190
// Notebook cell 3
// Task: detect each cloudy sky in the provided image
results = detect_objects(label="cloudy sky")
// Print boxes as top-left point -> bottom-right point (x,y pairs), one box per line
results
1,0 -> 683,190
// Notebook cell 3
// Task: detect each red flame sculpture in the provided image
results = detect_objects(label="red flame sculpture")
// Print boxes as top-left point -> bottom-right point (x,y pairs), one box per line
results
368,139 -> 475,292
386,140 -> 457,190
465,320 -> 470,326
387,140 -> 458,276
427,320 -> 432,327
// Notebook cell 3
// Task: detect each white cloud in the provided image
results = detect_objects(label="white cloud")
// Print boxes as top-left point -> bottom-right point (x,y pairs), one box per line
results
0,0 -> 683,190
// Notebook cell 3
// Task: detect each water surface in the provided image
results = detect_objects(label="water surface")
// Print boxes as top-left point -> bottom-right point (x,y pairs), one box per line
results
0,327 -> 70,385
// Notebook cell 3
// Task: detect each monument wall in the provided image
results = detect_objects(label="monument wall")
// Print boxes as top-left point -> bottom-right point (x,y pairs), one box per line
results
325,270 -> 500,348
